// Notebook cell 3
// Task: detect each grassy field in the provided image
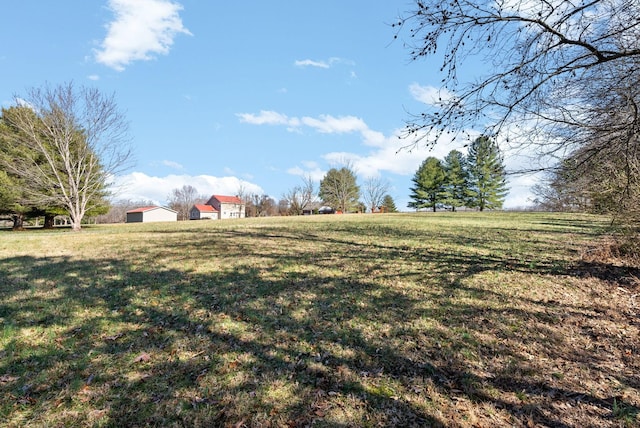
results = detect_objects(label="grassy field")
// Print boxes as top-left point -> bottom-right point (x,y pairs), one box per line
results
0,212 -> 638,427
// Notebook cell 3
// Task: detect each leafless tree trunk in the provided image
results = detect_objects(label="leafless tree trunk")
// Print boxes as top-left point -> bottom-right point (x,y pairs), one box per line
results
2,82 -> 132,231
282,176 -> 318,215
362,177 -> 390,213
167,185 -> 204,220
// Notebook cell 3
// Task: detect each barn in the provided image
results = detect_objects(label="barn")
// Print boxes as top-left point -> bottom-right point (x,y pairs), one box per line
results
126,206 -> 178,223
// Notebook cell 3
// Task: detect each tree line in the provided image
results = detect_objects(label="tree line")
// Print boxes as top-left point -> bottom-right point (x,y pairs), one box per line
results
409,136 -> 508,212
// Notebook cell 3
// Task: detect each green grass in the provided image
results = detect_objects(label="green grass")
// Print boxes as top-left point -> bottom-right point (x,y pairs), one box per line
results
0,212 -> 638,427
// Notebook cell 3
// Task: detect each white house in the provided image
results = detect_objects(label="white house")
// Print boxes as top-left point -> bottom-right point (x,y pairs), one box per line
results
126,206 -> 178,223
205,195 -> 245,219
189,204 -> 218,220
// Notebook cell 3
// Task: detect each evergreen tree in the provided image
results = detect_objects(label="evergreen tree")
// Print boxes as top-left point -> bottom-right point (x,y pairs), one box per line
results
382,194 -> 398,213
408,157 -> 447,212
442,150 -> 468,211
466,136 -> 508,211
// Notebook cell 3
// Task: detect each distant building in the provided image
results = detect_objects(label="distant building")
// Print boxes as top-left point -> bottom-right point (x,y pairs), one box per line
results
126,206 -> 178,223
189,204 -> 219,220
203,195 -> 246,219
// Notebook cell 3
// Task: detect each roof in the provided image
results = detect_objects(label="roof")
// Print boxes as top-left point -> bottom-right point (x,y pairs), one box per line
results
193,204 -> 218,213
126,206 -> 177,214
210,195 -> 243,204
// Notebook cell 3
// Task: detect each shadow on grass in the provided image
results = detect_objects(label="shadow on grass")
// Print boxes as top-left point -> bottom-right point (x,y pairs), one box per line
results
0,223 -> 638,426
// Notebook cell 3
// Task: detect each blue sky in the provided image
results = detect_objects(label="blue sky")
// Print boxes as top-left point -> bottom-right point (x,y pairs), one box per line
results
0,1 -> 539,210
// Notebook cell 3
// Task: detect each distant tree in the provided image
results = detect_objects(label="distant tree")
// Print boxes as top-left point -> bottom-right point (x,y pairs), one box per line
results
442,150 -> 469,211
382,194 -> 398,213
319,167 -> 360,212
0,82 -> 132,231
246,193 -> 277,217
282,176 -> 317,215
408,157 -> 446,212
532,158 -> 590,212
167,185 -> 205,220
277,198 -> 290,216
466,137 -> 508,211
259,195 -> 278,217
362,177 -> 390,213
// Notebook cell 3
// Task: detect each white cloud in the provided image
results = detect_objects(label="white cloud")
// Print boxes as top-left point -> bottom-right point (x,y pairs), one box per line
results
409,83 -> 456,106
239,111 -> 386,146
301,114 -> 367,134
294,59 -> 330,68
286,163 -> 326,181
112,172 -> 263,204
161,160 -> 184,170
237,110 -> 301,128
95,0 -> 191,71
87,74 -> 100,81
294,57 -> 354,69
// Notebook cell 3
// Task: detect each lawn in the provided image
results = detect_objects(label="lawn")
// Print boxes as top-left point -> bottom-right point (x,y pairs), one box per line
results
0,212 -> 638,427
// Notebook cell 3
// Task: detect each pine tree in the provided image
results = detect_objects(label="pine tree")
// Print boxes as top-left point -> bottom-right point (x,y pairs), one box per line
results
408,157 -> 447,212
382,194 -> 398,213
442,150 -> 469,211
466,136 -> 508,211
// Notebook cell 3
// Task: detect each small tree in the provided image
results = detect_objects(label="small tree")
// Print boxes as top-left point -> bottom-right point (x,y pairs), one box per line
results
0,82 -> 132,231
362,177 -> 390,213
466,137 -> 508,211
442,150 -> 469,211
382,194 -> 398,213
408,157 -> 446,212
282,176 -> 317,215
319,167 -> 360,212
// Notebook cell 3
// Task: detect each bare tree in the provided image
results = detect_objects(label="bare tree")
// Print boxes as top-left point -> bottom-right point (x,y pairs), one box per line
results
0,82 -> 132,231
396,0 -> 640,156
167,185 -> 205,220
362,177 -> 390,213
282,176 -> 318,215
245,193 -> 277,217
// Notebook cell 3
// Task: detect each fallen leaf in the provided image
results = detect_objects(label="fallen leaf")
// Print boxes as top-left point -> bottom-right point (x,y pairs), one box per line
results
133,352 -> 151,363
0,374 -> 19,384
104,333 -> 123,341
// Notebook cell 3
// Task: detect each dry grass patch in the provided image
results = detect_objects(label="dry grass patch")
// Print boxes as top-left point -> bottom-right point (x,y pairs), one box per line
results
0,212 -> 638,427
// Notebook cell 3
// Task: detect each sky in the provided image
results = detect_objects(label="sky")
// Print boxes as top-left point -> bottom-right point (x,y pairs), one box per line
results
0,1 -> 541,210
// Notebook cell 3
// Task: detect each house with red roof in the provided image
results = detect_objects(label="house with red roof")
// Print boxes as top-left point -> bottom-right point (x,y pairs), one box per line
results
207,194 -> 245,219
190,195 -> 245,220
126,206 -> 178,223
189,204 -> 218,220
